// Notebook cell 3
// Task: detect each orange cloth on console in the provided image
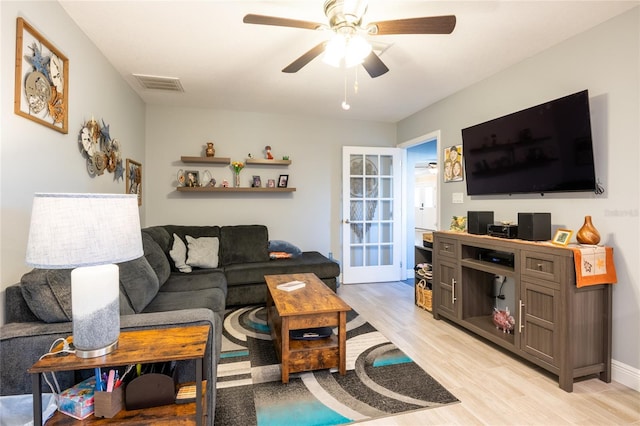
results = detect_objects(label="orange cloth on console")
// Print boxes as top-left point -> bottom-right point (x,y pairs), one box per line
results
571,245 -> 617,288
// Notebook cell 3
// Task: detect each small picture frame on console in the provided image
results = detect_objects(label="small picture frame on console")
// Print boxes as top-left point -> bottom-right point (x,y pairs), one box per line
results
552,228 -> 573,246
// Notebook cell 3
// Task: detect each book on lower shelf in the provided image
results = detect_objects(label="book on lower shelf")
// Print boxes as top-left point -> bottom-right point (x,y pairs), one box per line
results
277,280 -> 306,292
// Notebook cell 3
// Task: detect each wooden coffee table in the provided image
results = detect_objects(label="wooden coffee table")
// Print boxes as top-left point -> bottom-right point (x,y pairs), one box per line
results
265,273 -> 351,383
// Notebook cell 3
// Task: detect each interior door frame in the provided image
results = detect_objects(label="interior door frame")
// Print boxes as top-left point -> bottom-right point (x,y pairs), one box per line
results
398,130 -> 442,280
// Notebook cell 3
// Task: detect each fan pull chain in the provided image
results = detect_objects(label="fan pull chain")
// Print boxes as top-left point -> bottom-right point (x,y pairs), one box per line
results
354,66 -> 359,94
342,70 -> 350,110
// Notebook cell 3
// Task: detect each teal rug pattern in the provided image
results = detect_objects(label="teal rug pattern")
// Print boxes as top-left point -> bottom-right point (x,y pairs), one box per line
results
214,306 -> 458,426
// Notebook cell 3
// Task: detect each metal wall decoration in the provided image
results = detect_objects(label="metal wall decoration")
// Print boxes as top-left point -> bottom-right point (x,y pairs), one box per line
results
14,17 -> 69,133
78,117 -> 124,180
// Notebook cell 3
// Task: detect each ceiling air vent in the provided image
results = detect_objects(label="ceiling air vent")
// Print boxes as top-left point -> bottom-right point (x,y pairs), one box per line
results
133,74 -> 184,92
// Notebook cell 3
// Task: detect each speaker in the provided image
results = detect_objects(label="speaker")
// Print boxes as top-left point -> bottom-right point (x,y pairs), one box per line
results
518,213 -> 551,241
467,211 -> 494,235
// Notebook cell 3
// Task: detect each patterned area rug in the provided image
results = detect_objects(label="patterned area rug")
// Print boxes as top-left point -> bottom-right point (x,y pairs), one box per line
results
214,306 -> 458,426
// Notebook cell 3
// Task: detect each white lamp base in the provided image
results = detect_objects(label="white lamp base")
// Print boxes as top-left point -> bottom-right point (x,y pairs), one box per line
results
71,264 -> 121,358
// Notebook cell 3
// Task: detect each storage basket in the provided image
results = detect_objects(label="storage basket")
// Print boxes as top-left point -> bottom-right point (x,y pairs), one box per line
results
416,280 -> 432,311
415,263 -> 433,312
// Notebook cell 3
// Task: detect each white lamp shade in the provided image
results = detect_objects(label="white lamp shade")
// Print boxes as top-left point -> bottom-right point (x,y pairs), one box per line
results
25,193 -> 143,268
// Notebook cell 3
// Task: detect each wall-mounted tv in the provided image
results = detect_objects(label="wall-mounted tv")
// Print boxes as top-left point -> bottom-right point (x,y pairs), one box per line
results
461,90 -> 597,196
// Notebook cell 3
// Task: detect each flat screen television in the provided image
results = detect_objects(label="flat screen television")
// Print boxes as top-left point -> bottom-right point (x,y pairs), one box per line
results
461,90 -> 597,195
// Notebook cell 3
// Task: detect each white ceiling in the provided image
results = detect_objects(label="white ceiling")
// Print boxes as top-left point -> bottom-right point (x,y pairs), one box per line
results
59,1 -> 638,123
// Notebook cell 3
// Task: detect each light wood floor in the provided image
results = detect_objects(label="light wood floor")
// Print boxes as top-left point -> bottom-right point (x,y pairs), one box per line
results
337,281 -> 640,425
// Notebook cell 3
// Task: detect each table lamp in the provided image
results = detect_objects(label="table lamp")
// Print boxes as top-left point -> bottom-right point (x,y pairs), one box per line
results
25,193 -> 142,358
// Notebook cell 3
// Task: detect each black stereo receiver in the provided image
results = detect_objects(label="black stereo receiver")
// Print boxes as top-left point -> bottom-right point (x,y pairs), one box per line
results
487,224 -> 518,239
479,249 -> 515,268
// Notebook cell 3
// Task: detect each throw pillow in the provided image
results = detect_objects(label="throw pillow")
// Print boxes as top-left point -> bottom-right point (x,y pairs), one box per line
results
169,233 -> 192,273
268,240 -> 302,257
186,235 -> 220,268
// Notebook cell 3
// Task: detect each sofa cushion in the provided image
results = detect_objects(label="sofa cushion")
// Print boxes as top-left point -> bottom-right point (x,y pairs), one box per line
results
158,270 -> 227,294
118,256 -> 160,313
223,251 -> 340,286
20,269 -> 72,323
170,234 -> 192,273
20,269 -> 135,323
142,232 -> 171,285
186,236 -> 219,268
142,226 -> 172,254
142,287 -> 226,315
219,225 -> 269,266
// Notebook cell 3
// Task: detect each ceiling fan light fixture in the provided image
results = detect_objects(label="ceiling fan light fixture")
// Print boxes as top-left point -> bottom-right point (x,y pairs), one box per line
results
323,34 -> 347,67
322,33 -> 371,68
345,34 -> 371,67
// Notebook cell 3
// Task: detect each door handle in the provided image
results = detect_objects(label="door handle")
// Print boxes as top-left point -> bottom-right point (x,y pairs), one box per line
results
519,300 -> 525,332
343,219 -> 350,224
451,278 -> 457,304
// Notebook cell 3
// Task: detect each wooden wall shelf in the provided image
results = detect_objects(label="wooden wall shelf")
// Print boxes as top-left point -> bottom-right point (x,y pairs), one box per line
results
245,159 -> 291,165
177,186 -> 295,193
181,156 -> 231,164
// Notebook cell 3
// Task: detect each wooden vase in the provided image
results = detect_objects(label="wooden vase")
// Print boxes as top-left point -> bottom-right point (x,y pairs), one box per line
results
576,215 -> 600,245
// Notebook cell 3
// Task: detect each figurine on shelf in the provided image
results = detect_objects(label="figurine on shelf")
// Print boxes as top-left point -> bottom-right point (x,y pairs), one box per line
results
265,145 -> 273,160
222,179 -> 229,188
248,153 -> 253,159
205,142 -> 215,157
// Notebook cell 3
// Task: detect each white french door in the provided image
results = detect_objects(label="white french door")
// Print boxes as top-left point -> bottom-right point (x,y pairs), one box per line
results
341,146 -> 402,284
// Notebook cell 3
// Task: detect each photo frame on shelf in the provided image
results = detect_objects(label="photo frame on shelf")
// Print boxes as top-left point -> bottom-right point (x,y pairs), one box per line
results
252,175 -> 262,188
14,17 -> 69,134
267,179 -> 276,188
278,175 -> 289,188
184,170 -> 200,188
125,159 -> 142,206
552,228 -> 573,246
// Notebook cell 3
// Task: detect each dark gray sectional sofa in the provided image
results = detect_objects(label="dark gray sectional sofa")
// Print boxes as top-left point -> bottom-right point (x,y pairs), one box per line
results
0,224 -> 340,424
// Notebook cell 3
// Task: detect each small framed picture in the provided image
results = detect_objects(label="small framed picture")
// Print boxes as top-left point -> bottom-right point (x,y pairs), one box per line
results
252,175 -> 262,187
552,229 -> 573,246
278,174 -> 289,188
267,179 -> 276,188
185,170 -> 200,187
126,159 -> 142,206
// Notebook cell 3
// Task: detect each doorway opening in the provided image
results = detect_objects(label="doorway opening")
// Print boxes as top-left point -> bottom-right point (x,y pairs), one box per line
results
400,132 -> 440,282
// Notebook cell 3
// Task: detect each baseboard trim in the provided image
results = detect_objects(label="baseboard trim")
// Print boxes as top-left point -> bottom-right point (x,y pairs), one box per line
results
612,359 -> 640,392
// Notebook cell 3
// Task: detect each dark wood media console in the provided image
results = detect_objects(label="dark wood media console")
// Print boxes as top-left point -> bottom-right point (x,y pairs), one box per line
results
432,231 -> 612,392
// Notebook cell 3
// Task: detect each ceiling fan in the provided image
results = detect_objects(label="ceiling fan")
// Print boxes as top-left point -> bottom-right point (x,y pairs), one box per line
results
243,0 -> 456,78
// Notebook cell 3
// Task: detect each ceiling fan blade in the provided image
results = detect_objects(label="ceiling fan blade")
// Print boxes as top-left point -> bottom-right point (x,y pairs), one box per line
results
243,14 -> 324,30
282,42 -> 327,73
361,51 -> 389,78
369,15 -> 456,35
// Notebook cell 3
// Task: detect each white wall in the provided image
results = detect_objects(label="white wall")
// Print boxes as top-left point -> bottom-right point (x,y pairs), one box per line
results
144,106 -> 395,258
397,8 -> 640,376
0,1 -> 146,323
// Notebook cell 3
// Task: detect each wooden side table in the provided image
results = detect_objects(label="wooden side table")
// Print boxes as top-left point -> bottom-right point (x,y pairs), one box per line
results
28,325 -> 209,425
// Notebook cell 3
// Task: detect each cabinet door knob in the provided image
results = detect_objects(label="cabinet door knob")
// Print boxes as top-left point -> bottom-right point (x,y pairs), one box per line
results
537,263 -> 543,271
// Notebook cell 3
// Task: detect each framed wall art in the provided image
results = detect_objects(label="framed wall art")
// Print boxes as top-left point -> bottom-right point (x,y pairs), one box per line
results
444,145 -> 463,183
14,17 -> 69,133
126,159 -> 142,206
